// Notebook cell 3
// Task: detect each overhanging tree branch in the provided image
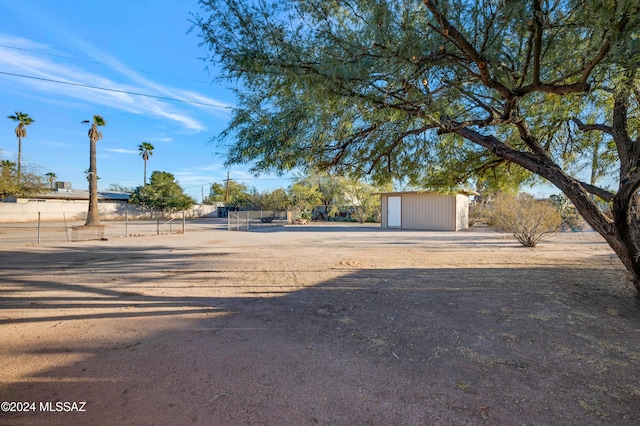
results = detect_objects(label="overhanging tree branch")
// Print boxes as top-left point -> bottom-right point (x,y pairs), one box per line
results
580,14 -> 630,85
532,0 -> 543,86
195,0 -> 640,290
571,118 -> 614,137
422,0 -> 513,100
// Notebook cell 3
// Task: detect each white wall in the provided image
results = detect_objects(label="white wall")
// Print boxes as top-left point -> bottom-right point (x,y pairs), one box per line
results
0,201 -> 219,222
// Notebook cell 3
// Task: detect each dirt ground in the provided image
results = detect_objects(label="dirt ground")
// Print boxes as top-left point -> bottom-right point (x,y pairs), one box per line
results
0,220 -> 639,425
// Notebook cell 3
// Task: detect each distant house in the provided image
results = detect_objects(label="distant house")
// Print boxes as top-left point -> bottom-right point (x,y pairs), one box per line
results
0,182 -> 133,222
379,190 -> 478,231
5,182 -> 131,204
0,182 -> 219,223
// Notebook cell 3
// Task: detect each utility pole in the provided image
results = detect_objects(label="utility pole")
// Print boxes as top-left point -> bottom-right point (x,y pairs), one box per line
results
225,171 -> 230,206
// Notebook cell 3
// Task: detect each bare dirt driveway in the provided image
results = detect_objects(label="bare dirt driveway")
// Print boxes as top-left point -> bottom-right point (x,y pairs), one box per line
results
0,221 -> 639,425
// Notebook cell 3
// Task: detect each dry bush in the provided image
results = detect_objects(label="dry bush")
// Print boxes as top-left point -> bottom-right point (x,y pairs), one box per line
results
469,200 -> 494,226
491,193 -> 562,247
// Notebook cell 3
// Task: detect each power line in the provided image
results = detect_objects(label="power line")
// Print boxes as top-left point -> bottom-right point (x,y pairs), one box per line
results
183,176 -> 296,188
0,71 -> 230,108
0,44 -> 212,85
229,177 -> 296,181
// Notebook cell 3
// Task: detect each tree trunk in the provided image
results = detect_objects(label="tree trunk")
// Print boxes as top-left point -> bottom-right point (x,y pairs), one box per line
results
526,166 -> 640,292
528,170 -> 639,291
86,139 -> 100,226
17,136 -> 22,185
610,192 -> 640,288
590,139 -> 600,187
455,127 -> 640,292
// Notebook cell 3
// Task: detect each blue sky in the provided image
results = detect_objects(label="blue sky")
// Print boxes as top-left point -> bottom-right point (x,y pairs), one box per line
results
0,0 -> 295,202
0,0 -> 575,202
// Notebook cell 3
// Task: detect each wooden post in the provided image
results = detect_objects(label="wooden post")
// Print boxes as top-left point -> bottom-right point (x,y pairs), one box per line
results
224,171 -> 230,209
63,212 -> 70,241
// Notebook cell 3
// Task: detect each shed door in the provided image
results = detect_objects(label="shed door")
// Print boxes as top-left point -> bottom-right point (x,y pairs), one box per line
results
387,196 -> 402,227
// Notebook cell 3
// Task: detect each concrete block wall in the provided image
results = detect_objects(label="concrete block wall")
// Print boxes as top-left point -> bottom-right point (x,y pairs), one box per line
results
0,201 -> 218,223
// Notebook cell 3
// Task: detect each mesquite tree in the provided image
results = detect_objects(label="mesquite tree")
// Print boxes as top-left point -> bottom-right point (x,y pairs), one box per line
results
193,0 -> 640,290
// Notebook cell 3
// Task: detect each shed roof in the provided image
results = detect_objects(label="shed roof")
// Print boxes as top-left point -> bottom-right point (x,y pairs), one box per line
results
377,189 -> 480,197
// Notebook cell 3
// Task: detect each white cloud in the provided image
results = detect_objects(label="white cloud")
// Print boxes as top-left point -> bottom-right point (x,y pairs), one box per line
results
0,35 -> 53,51
106,148 -> 138,154
198,162 -> 228,171
0,37 -> 226,132
147,103 -> 205,131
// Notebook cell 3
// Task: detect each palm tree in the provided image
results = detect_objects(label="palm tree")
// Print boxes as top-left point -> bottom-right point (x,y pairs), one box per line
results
45,172 -> 57,190
7,112 -> 35,184
138,142 -> 154,186
82,115 -> 105,226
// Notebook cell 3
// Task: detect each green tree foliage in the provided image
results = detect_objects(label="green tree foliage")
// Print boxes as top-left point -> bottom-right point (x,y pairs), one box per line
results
289,173 -> 346,220
194,0 -> 640,290
0,160 -> 48,199
475,164 -> 532,198
45,172 -> 57,190
344,179 -> 381,223
288,173 -> 382,222
247,188 -> 290,211
7,111 -> 34,184
288,180 -> 323,220
491,193 -> 562,247
0,160 -> 19,198
13,171 -> 47,197
203,180 -> 251,209
138,142 -> 154,186
550,194 -> 587,231
106,183 -> 135,193
130,171 -> 196,213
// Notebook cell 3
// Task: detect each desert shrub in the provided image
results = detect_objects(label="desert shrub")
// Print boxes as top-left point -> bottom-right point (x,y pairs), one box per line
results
352,203 -> 381,223
469,200 -> 493,226
491,193 -> 562,247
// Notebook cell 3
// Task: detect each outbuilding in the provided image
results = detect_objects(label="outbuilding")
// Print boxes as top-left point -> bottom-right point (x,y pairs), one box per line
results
379,190 -> 478,231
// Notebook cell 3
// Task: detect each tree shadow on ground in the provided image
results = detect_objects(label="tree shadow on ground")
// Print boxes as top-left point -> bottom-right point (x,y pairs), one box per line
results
0,243 -> 638,425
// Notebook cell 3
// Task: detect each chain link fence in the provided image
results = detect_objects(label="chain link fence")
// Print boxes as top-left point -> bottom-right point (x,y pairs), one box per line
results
0,211 -> 187,245
227,210 -> 291,231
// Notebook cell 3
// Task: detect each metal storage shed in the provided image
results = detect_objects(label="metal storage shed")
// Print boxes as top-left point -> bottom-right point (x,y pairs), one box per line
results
379,190 -> 478,231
